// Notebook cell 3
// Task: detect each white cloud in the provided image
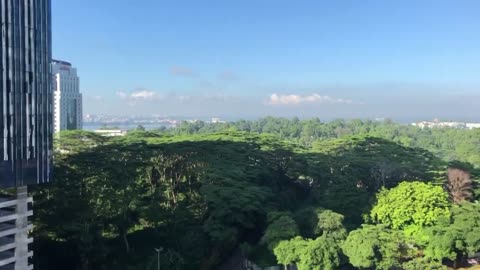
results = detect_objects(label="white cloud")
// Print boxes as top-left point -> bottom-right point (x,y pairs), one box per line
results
116,91 -> 127,98
116,90 -> 161,104
267,93 -> 353,105
130,90 -> 158,99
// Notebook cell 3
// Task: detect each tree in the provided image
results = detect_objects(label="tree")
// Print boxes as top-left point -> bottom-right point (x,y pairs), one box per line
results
274,236 -> 341,270
55,130 -> 106,153
422,202 -> 480,267
315,210 -> 347,241
33,152 -> 108,269
273,237 -> 305,269
342,225 -> 408,270
293,208 -> 347,239
79,143 -> 146,253
447,167 -> 472,204
312,136 -> 443,190
201,178 -> 271,244
261,214 -> 300,250
402,257 -> 446,270
307,175 -> 370,228
163,117 -> 480,170
422,225 -> 461,263
297,236 -> 341,270
370,181 -> 450,230
294,207 -> 320,238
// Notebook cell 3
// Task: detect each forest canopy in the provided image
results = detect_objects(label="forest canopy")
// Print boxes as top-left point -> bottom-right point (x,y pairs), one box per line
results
33,118 -> 480,270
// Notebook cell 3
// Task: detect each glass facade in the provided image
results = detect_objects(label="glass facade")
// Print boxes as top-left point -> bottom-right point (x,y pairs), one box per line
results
0,0 -> 52,187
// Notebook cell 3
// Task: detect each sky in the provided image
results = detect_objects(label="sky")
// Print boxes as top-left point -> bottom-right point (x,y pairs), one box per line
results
53,0 -> 480,121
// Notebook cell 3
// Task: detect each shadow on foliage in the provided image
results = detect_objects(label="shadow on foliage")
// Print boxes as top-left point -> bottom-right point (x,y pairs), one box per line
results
32,131 -> 450,270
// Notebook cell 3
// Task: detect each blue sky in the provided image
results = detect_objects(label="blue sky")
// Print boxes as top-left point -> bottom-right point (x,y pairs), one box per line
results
53,0 -> 480,120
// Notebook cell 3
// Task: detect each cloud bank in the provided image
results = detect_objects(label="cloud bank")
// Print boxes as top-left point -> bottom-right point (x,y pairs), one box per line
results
130,90 -> 158,100
85,88 -> 480,122
267,93 -> 353,105
116,90 -> 162,103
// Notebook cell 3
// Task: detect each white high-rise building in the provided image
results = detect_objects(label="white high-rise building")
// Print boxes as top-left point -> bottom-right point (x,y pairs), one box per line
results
52,59 -> 83,132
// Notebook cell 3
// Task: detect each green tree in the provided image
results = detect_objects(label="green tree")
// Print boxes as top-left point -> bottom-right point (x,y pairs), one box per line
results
201,178 -> 271,243
273,237 -> 306,269
402,257 -> 446,270
422,202 -> 480,267
274,236 -> 341,270
315,210 -> 347,241
370,181 -> 450,230
261,213 -> 300,250
79,143 -> 146,253
342,225 -> 408,270
297,236 -> 341,270
293,208 -> 347,239
55,130 -> 106,153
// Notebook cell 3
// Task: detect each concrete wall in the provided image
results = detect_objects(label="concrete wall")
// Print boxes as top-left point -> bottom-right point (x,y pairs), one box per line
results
0,187 -> 33,270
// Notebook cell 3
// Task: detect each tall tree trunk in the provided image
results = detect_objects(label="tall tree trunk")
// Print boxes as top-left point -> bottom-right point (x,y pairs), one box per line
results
122,228 -> 130,253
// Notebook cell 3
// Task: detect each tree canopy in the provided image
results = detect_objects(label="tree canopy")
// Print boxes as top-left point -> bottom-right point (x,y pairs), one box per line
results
370,181 -> 451,230
342,224 -> 408,270
32,119 -> 480,269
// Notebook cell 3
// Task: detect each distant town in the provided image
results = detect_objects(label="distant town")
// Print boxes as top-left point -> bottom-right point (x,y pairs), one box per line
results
83,114 -> 227,133
80,114 -> 480,137
83,114 -> 180,128
412,119 -> 480,129
84,114 -> 480,129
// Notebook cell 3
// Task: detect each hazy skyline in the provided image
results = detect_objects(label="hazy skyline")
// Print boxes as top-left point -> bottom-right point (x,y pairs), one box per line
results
53,0 -> 480,120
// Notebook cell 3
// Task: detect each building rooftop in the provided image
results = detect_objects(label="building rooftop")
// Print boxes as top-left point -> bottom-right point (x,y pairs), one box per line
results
52,59 -> 72,66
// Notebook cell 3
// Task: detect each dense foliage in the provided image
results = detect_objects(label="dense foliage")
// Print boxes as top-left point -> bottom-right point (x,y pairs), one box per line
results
342,224 -> 407,270
32,118 -> 480,269
370,182 -> 451,229
165,117 -> 480,167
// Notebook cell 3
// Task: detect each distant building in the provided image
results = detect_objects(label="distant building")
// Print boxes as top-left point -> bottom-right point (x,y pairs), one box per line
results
466,123 -> 480,129
211,117 -> 226,123
412,120 -> 480,129
437,122 -> 465,128
93,129 -> 127,137
52,60 -> 83,132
